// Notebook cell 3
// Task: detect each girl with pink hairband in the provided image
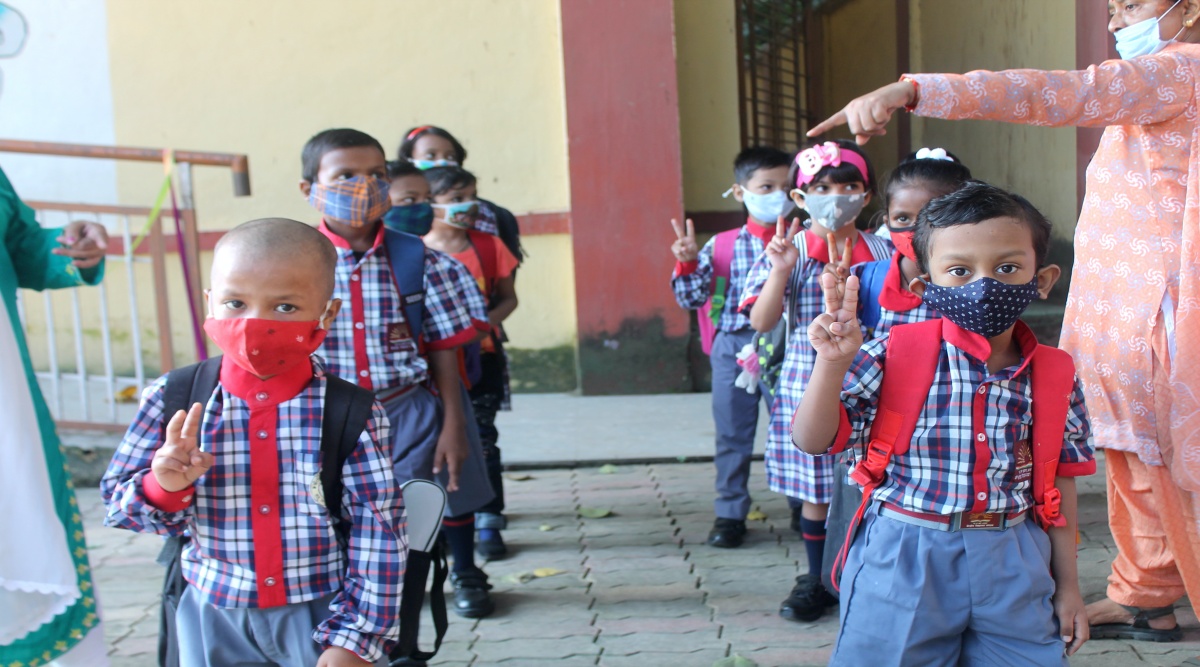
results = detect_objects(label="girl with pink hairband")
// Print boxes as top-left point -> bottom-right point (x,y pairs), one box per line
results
737,138 -> 892,623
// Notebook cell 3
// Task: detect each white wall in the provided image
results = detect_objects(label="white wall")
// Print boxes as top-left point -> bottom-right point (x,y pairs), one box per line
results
0,1 -> 117,205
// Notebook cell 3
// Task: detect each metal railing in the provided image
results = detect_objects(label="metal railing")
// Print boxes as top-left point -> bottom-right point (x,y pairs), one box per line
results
2,140 -> 250,432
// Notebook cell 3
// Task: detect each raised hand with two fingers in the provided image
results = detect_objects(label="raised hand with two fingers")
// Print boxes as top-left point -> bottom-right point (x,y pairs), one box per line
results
820,232 -> 855,301
808,271 -> 863,365
670,218 -> 699,263
766,216 -> 802,272
151,402 -> 213,492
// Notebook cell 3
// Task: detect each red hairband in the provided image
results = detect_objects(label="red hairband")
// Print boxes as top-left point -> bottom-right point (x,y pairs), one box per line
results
406,125 -> 433,140
794,142 -> 869,188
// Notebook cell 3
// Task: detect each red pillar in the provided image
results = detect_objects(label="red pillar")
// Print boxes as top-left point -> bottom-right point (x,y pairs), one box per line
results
561,0 -> 691,394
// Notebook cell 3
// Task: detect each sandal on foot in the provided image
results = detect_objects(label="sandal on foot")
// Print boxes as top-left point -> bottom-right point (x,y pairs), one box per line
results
1091,604 -> 1183,643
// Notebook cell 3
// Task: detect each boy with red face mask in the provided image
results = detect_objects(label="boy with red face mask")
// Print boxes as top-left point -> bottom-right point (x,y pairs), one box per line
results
102,219 -> 404,667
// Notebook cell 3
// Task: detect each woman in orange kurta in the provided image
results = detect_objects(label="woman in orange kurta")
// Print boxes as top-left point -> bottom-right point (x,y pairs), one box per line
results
808,0 -> 1200,642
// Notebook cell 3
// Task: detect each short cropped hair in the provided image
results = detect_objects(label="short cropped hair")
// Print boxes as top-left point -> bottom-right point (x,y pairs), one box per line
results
913,180 -> 1053,274
425,166 -> 477,197
387,159 -> 425,181
733,146 -> 793,185
301,128 -> 385,183
215,218 -> 339,299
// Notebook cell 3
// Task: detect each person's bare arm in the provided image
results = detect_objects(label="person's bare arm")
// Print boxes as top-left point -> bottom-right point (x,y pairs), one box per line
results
1048,477 -> 1088,656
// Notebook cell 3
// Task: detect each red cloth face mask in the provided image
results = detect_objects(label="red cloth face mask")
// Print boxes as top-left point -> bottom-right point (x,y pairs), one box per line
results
887,226 -> 917,263
203,318 -> 327,377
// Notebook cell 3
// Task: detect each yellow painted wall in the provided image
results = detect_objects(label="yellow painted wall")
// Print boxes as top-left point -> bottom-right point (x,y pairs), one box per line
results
909,0 -> 1077,257
821,0 -> 900,185
675,0 -> 743,213
97,0 -> 576,355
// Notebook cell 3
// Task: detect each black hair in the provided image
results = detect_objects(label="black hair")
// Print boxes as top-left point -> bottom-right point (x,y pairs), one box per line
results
789,138 -> 877,195
883,150 -> 973,221
733,146 -> 793,184
301,128 -> 384,183
913,180 -> 1053,274
425,165 -> 477,197
398,125 -> 468,164
386,159 -> 425,180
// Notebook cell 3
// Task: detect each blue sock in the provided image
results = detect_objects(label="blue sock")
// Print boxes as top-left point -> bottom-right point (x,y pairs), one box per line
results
478,528 -> 500,542
799,516 -> 827,578
442,514 -> 478,574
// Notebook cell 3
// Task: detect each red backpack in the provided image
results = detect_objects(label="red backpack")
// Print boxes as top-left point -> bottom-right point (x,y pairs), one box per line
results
698,229 -> 739,355
830,319 -> 1077,588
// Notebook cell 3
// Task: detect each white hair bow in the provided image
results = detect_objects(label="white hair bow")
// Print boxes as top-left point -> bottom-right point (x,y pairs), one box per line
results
915,147 -> 952,162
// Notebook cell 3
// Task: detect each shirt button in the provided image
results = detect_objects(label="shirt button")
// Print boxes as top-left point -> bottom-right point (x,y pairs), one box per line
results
359,370 -> 369,378
976,492 -> 987,501
976,433 -> 986,442
354,322 -> 364,330
351,274 -> 360,282
259,504 -> 271,515
182,495 -> 192,503
256,430 -> 268,440
977,386 -> 986,395
255,391 -> 269,401
264,577 -> 276,587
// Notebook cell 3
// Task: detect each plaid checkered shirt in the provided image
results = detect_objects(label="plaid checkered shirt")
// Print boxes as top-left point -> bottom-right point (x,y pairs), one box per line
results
829,319 -> 1096,515
739,229 -> 892,503
671,220 -> 772,333
319,223 -> 477,392
101,360 -> 405,662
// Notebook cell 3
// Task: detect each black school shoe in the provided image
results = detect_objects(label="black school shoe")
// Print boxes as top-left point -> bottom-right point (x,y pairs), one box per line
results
707,518 -> 748,548
450,568 -> 495,618
779,573 -> 837,622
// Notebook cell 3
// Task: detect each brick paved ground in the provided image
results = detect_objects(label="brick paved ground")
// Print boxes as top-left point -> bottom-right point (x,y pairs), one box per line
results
81,455 -> 1198,667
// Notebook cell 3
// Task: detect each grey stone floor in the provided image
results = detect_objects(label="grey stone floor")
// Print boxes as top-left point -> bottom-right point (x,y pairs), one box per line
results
82,455 -> 1198,666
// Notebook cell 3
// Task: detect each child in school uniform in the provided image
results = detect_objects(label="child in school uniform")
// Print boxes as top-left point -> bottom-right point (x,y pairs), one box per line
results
794,181 -> 1094,665
300,129 -> 497,618
398,125 -> 524,263
740,139 -> 892,621
101,219 -> 404,667
850,148 -> 972,340
421,165 -> 520,561
669,146 -> 792,548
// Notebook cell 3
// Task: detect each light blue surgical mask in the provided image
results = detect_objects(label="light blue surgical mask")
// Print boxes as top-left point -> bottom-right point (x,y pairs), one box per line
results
1115,0 -> 1183,59
740,188 -> 793,224
411,158 -> 458,170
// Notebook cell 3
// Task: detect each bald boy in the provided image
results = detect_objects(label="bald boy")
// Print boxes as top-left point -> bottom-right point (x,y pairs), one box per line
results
103,218 -> 406,667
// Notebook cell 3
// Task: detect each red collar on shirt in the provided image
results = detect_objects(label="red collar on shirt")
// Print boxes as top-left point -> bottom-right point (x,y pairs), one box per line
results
877,252 -> 923,312
804,230 -> 876,265
744,218 -> 775,244
940,317 -> 1039,372
317,220 -> 385,252
218,356 -> 316,406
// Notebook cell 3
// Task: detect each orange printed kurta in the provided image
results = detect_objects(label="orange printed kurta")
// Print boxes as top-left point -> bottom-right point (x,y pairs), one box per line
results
909,43 -> 1200,492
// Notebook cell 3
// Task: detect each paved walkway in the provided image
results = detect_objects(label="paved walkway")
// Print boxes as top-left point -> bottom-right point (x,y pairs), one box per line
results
83,437 -> 1198,666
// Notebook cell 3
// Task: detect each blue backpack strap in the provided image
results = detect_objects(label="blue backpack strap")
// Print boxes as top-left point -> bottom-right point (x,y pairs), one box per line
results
383,229 -> 427,342
857,259 -> 890,332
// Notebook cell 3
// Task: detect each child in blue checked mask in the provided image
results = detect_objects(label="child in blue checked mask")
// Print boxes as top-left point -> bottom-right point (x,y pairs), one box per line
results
383,160 -> 435,236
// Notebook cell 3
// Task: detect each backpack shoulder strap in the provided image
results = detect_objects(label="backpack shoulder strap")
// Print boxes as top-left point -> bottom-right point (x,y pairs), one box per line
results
833,319 -> 942,590
163,356 -> 222,421
1029,344 -> 1077,529
469,231 -> 500,298
705,229 -> 740,322
857,259 -> 890,333
320,373 -> 378,543
383,229 -> 428,340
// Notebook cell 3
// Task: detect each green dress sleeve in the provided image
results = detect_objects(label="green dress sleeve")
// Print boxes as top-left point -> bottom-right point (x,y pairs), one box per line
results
0,168 -> 104,291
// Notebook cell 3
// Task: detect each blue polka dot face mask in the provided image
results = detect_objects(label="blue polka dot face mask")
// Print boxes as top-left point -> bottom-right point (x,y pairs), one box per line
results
920,276 -> 1040,338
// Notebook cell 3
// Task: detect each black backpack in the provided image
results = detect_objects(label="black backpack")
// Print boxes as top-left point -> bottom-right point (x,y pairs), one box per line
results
155,357 -> 447,666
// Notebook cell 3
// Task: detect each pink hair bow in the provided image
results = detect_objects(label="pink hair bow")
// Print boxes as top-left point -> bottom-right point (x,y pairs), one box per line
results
793,141 -> 870,188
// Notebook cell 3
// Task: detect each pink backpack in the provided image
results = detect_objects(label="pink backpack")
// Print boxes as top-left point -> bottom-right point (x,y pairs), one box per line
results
698,229 -> 739,355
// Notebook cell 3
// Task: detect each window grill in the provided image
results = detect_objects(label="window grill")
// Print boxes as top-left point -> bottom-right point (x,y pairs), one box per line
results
735,0 -> 818,150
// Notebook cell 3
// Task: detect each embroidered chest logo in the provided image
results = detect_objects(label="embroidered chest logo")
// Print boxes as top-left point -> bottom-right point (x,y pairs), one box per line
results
1013,439 -> 1033,484
386,321 -> 416,353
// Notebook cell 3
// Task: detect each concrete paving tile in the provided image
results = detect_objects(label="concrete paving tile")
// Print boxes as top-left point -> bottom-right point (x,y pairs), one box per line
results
599,630 -> 726,653
598,648 -> 729,667
472,636 -> 600,661
593,599 -> 710,619
581,533 -> 685,549
429,639 -> 476,663
584,569 -> 699,587
742,647 -> 837,667
723,624 -> 836,649
474,618 -> 599,641
583,550 -> 690,568
597,616 -> 718,636
589,582 -> 704,605
476,659 -> 598,667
